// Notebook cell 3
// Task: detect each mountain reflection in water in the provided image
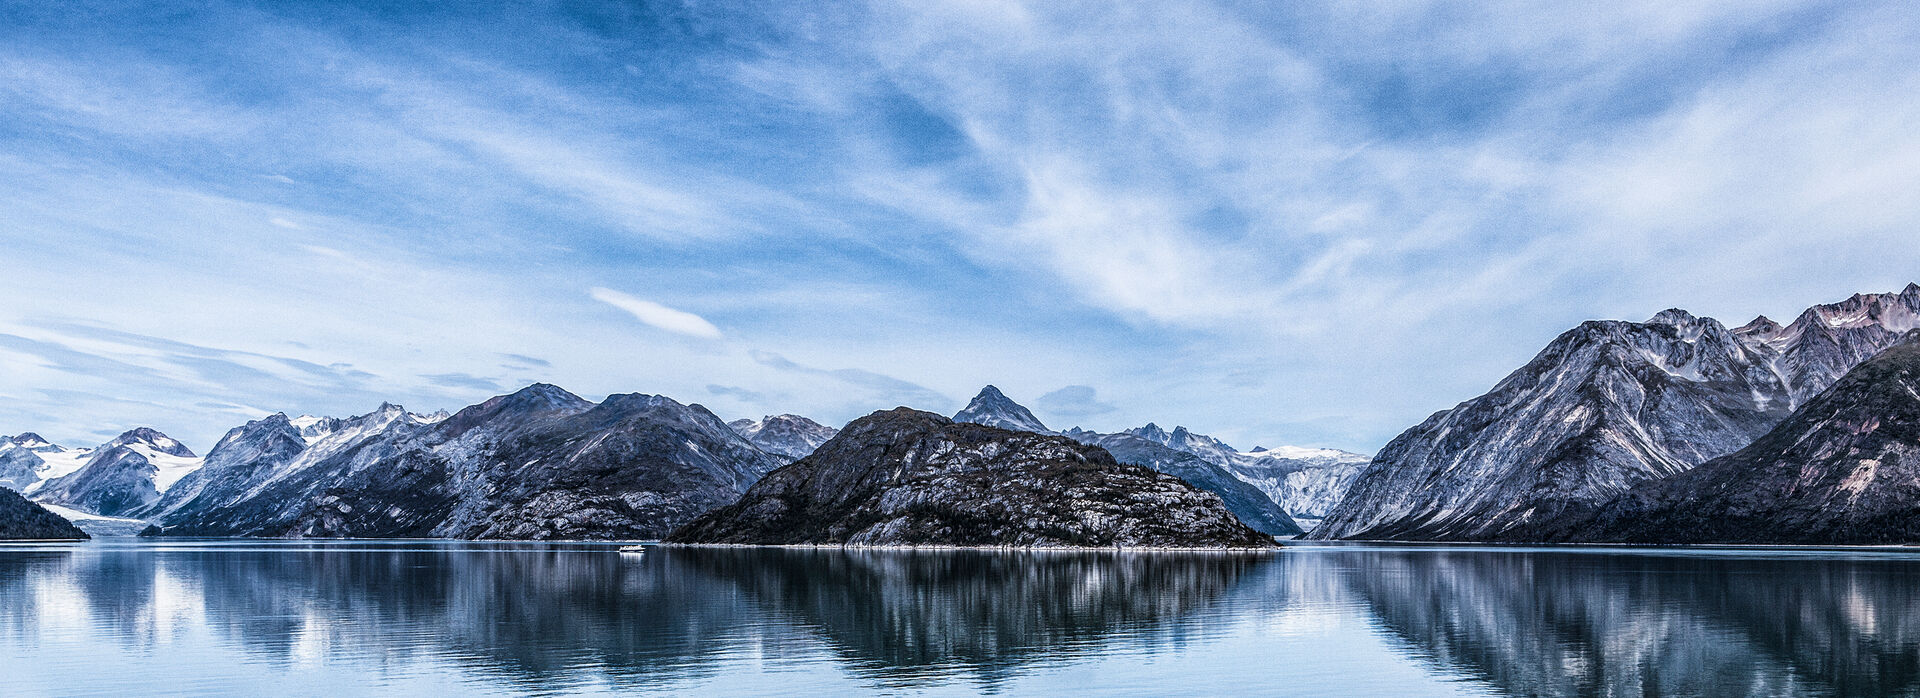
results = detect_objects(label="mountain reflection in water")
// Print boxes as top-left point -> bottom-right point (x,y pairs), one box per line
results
1,540 -> 1917,696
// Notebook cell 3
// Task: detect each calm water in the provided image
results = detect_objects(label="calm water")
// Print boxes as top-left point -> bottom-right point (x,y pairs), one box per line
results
1,540 -> 1917,696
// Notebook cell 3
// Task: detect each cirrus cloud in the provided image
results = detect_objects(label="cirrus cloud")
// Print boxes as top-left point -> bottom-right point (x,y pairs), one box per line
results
589,287 -> 724,339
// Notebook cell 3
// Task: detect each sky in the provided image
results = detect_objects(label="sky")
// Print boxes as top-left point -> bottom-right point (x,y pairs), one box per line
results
4,1 -> 1920,453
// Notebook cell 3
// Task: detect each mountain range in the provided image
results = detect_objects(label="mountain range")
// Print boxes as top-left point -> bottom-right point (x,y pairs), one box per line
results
1313,284 -> 1920,541
8,284 -> 1920,545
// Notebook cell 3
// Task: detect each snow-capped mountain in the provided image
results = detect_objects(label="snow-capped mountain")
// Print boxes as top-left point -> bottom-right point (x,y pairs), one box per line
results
152,384 -> 786,540
729,414 -> 838,460
1528,330 -> 1920,544
1218,448 -> 1373,523
670,408 -> 1277,548
1312,284 -> 1920,541
952,385 -> 1052,433
154,401 -> 512,535
30,428 -> 203,517
1117,423 -> 1372,524
0,433 -> 95,493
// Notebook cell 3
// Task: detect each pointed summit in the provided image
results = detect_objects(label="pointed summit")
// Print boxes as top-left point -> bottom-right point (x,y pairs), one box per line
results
1734,315 -> 1784,337
7,433 -> 56,450
953,385 -> 1050,434
1129,422 -> 1170,444
109,427 -> 195,458
1646,308 -> 1699,326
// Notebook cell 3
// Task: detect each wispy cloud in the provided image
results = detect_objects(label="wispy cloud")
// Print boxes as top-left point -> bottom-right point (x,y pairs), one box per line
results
589,288 -> 723,339
3,1 -> 1917,452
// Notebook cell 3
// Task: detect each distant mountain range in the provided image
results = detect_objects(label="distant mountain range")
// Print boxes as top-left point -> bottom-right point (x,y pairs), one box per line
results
950,385 -> 1368,536
8,284 -> 1920,546
728,414 -> 838,460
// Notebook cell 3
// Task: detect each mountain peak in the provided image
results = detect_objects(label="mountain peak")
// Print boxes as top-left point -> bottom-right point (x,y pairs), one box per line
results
1129,423 -> 1169,443
501,383 -> 592,411
953,386 -> 1050,434
7,432 -> 53,449
109,427 -> 195,458
729,414 -> 838,460
598,393 -> 679,412
1542,327 -> 1920,544
1734,315 -> 1783,336
1645,308 -> 1700,326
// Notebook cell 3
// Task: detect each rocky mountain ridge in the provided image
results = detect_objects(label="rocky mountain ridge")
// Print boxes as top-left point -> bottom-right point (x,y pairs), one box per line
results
1522,330 -> 1920,544
147,385 -> 786,540
1313,284 -> 1920,541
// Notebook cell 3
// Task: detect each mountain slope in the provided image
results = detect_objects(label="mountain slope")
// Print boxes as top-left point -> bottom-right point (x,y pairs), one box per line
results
729,414 -> 838,460
142,413 -> 313,521
0,487 -> 89,540
953,385 -> 1051,433
669,408 -> 1276,548
1064,429 -> 1303,536
1530,331 -> 1920,544
1313,286 -> 1919,541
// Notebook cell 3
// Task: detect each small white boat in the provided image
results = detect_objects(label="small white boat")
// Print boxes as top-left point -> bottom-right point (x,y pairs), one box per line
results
618,545 -> 647,555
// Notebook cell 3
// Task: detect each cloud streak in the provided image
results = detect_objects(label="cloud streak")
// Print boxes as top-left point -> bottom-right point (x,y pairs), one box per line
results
3,1 -> 1917,452
589,288 -> 724,339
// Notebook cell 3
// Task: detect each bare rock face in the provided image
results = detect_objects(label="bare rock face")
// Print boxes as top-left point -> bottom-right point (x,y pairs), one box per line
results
0,487 -> 88,540
1528,331 -> 1920,544
668,408 -> 1277,548
729,414 -> 838,460
1314,286 -> 1920,541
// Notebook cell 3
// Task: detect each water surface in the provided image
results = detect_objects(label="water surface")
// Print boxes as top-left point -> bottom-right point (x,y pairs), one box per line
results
2,540 -> 1916,696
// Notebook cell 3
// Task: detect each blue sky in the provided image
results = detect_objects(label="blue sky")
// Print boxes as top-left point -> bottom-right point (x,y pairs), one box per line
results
4,1 -> 1919,453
